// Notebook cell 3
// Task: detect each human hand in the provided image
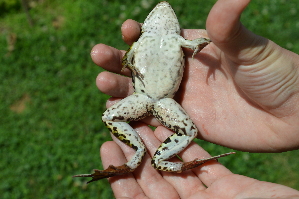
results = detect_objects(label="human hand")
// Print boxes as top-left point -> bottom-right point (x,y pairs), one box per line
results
93,0 -> 299,152
100,122 -> 299,198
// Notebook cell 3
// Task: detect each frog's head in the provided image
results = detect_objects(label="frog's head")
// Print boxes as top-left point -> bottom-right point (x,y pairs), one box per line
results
142,1 -> 180,35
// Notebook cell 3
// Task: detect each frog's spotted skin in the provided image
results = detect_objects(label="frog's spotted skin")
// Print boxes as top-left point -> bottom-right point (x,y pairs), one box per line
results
74,2 -> 235,183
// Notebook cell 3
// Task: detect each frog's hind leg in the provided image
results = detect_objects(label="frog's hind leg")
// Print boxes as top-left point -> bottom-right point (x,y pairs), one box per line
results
151,98 -> 234,173
73,94 -> 153,183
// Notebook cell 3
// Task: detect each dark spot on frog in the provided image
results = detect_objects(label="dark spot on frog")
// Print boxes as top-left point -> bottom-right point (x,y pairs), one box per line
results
154,150 -> 161,156
163,93 -> 169,98
131,144 -> 138,150
182,121 -> 187,126
177,132 -> 183,136
112,116 -> 125,121
172,125 -> 187,135
162,147 -> 169,151
164,137 -> 171,144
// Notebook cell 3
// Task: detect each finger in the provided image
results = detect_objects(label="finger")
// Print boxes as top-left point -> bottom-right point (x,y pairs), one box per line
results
96,71 -> 133,98
91,44 -> 131,76
206,0 -> 267,63
181,29 -> 209,40
100,141 -> 145,198
207,0 -> 299,120
121,19 -> 142,46
206,0 -> 250,41
180,143 -> 233,188
112,122 -> 180,199
154,128 -> 233,189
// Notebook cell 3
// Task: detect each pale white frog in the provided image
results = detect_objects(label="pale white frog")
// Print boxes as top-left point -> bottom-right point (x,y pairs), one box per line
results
74,1 -> 234,183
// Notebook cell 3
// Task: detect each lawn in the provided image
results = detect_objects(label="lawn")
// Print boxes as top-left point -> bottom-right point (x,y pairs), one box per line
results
1,0 -> 299,198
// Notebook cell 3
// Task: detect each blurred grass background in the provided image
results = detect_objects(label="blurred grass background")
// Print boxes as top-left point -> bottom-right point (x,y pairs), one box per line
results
1,0 -> 299,198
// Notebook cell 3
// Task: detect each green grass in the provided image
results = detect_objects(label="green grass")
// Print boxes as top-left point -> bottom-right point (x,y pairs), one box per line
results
1,0 -> 299,198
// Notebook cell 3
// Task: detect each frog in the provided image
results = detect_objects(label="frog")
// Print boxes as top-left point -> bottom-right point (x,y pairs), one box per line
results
74,1 -> 235,183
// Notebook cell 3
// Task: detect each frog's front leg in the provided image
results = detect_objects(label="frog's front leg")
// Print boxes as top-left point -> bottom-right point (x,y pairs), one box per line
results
121,41 -> 144,80
151,98 -> 234,172
179,37 -> 211,58
74,94 -> 153,183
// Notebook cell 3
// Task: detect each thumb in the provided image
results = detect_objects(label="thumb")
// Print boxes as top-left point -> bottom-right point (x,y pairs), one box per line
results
206,0 -> 266,63
206,0 -> 299,117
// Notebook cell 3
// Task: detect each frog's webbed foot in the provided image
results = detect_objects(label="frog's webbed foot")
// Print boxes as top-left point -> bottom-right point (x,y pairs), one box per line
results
191,38 -> 211,59
179,37 -> 211,59
121,58 -> 144,80
180,152 -> 236,172
73,164 -> 134,184
123,62 -> 145,87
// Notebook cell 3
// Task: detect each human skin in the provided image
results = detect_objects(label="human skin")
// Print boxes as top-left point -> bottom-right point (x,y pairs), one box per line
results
95,0 -> 299,153
91,0 -> 299,198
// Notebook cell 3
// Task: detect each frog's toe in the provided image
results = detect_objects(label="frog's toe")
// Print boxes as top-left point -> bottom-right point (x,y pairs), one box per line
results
180,152 -> 236,172
73,164 -> 134,184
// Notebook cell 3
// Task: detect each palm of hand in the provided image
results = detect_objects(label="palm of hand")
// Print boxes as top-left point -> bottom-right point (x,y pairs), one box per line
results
173,31 -> 265,151
176,27 -> 299,152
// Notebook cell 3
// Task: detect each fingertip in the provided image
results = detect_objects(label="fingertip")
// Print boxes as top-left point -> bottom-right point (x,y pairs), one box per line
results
96,71 -> 133,97
206,0 -> 250,43
91,44 -> 113,66
96,71 -> 116,93
206,0 -> 267,64
91,44 -> 125,74
121,19 -> 141,45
